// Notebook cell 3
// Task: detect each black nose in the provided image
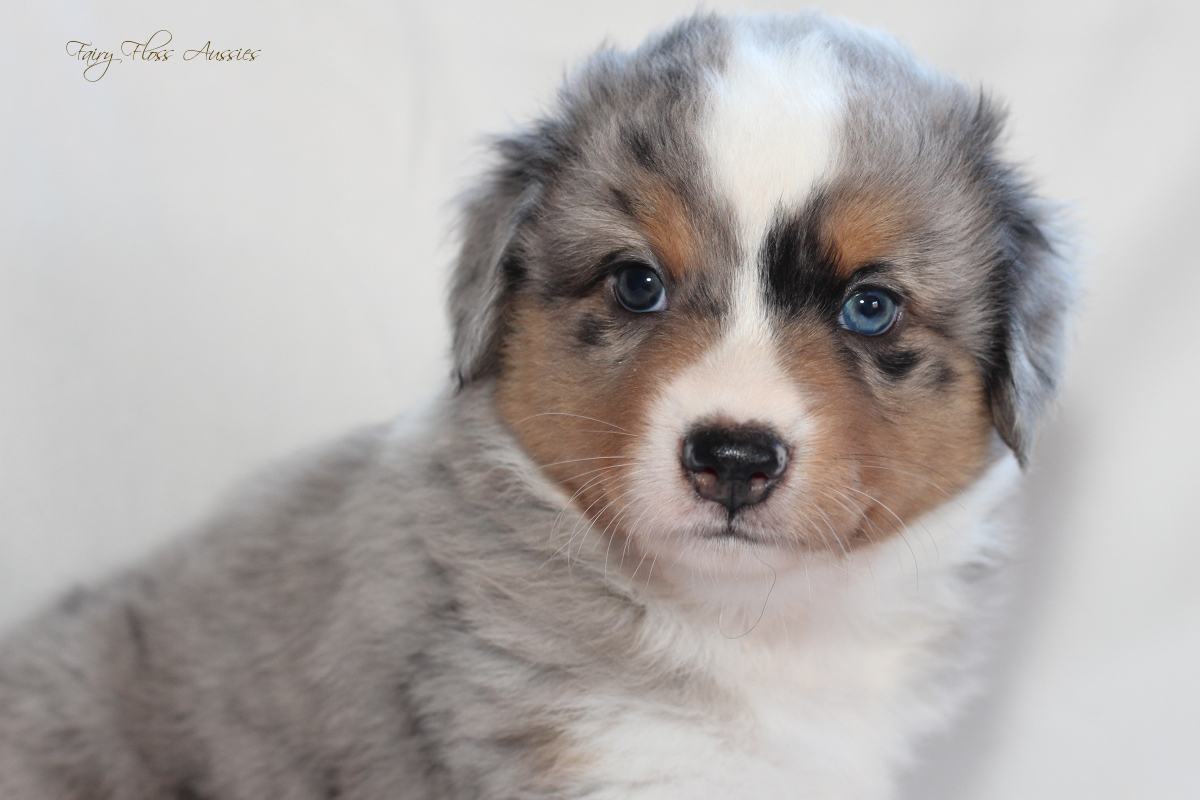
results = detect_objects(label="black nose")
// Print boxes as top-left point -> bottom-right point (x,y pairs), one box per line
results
681,425 -> 789,513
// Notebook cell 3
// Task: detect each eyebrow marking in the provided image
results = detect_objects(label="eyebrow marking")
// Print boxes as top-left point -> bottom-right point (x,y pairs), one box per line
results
820,188 -> 912,279
612,181 -> 699,280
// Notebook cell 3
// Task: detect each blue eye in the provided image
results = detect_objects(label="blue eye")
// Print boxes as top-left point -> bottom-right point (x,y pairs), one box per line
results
841,289 -> 899,335
613,263 -> 666,313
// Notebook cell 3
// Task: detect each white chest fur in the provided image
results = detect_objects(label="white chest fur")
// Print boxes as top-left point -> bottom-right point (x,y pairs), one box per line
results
570,455 -> 1019,800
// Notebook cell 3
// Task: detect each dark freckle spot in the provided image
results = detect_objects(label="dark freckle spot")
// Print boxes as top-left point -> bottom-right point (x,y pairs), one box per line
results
324,767 -> 343,799
836,343 -> 863,371
57,587 -> 89,615
874,349 -> 922,380
622,126 -> 657,170
695,288 -> 727,320
610,188 -> 635,219
501,253 -> 526,289
958,558 -> 996,584
934,363 -> 957,389
432,596 -> 462,628
125,605 -> 147,661
175,782 -> 208,800
576,315 -> 608,347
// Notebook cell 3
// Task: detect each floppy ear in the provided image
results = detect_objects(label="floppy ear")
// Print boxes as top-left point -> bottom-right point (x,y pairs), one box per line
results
985,198 -> 1075,468
448,139 -> 542,387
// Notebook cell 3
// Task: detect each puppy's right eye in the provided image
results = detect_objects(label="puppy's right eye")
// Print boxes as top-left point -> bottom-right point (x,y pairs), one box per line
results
612,263 -> 667,313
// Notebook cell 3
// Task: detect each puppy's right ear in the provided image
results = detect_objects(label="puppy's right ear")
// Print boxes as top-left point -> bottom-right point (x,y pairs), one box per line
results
449,138 -> 542,387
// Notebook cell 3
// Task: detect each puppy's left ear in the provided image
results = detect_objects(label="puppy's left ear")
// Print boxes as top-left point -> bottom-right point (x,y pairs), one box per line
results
448,137 -> 542,387
985,193 -> 1075,468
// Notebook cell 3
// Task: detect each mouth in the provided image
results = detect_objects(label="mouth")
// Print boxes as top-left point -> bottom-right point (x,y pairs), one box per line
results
706,517 -> 772,545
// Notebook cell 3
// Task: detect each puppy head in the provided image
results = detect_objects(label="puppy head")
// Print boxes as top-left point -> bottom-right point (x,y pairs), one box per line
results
449,14 -> 1072,568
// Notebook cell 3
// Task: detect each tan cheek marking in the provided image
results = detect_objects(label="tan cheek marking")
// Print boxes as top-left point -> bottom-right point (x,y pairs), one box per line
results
821,191 -> 911,278
775,322 -> 993,550
771,325 -> 884,548
862,350 -> 992,544
497,297 -> 721,546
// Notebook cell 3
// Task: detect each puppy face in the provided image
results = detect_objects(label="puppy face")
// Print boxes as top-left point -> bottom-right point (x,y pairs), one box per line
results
451,15 -> 1070,570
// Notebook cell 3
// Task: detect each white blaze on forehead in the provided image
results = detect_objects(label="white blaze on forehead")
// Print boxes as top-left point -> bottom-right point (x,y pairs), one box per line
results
623,27 -> 849,542
702,25 -> 847,256
663,25 -> 848,419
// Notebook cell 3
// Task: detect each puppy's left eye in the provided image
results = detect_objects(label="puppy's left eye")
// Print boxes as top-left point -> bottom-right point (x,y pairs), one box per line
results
613,263 -> 667,313
841,288 -> 899,335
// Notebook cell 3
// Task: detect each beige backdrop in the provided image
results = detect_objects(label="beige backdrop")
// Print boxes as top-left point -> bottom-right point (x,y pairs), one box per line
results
2,1 -> 1198,797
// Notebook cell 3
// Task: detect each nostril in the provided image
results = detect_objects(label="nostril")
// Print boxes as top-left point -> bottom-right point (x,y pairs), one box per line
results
692,467 -> 720,497
681,425 -> 789,512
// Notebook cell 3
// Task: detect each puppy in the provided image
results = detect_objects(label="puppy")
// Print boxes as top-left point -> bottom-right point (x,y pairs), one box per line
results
0,12 -> 1072,800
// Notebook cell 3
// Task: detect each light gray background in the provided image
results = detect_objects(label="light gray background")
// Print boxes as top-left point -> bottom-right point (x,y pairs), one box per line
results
2,1 -> 1198,797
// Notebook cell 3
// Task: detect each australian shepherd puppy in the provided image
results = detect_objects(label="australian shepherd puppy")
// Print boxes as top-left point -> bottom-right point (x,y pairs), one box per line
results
0,12 -> 1072,800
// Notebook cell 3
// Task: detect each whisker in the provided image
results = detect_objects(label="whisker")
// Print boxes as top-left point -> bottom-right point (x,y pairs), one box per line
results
643,553 -> 660,591
538,455 -> 629,469
510,411 -> 634,435
833,453 -> 960,495
553,465 -> 652,571
841,478 -> 943,563
841,484 -> 922,583
806,490 -> 874,582
554,462 -> 630,483
610,497 -> 659,584
814,489 -> 862,561
544,465 -> 629,563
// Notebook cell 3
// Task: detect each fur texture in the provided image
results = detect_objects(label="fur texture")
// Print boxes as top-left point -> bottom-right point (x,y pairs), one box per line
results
0,13 -> 1072,799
